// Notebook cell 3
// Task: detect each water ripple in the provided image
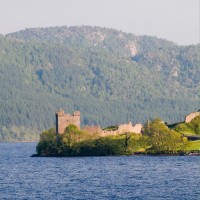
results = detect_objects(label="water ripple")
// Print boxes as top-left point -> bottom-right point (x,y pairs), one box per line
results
0,143 -> 199,200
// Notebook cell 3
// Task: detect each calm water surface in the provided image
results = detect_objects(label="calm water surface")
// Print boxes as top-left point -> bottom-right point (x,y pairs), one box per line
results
0,143 -> 199,200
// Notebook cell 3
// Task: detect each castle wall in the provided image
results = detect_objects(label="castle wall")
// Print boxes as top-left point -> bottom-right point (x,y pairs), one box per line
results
56,109 -> 80,134
55,110 -> 142,136
99,122 -> 142,137
117,122 -> 141,134
185,111 -> 200,123
82,126 -> 102,134
132,124 -> 143,134
82,122 -> 142,137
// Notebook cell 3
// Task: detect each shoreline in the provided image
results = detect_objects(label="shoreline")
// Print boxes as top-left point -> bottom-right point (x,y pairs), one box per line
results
0,141 -> 38,143
31,153 -> 200,157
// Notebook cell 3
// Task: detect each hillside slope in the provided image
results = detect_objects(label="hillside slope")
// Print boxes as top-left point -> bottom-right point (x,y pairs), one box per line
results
0,26 -> 199,141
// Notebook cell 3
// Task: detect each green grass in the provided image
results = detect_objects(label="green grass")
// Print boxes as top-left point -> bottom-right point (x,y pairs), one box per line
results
184,140 -> 200,151
103,125 -> 118,131
174,123 -> 196,135
179,130 -> 196,135
103,134 -> 150,154
173,116 -> 200,136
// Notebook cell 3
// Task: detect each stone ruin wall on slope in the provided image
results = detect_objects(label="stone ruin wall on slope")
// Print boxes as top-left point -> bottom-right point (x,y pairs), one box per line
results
185,111 -> 200,123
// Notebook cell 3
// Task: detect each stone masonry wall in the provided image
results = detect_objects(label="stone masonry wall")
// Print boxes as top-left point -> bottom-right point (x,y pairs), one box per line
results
82,126 -> 102,134
185,111 -> 200,123
55,110 -> 142,136
82,122 -> 142,137
56,109 -> 80,134
100,122 -> 142,137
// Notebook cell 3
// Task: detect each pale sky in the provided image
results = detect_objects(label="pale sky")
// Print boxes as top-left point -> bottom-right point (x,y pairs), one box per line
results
0,0 -> 199,45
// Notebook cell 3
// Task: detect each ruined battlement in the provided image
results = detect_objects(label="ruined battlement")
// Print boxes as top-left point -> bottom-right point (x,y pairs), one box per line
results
56,109 -> 80,134
100,122 -> 142,137
82,123 -> 142,137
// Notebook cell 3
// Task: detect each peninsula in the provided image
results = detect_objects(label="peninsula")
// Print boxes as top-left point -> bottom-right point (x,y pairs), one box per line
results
34,109 -> 200,157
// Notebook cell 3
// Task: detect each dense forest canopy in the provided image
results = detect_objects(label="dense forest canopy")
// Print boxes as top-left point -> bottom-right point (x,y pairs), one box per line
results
0,26 -> 199,141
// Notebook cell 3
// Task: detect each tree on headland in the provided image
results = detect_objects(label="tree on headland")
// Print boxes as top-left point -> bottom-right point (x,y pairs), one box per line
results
36,128 -> 58,156
144,119 -> 183,154
63,125 -> 82,147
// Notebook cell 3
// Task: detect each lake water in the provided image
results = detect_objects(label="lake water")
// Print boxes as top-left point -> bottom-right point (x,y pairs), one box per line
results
0,143 -> 199,200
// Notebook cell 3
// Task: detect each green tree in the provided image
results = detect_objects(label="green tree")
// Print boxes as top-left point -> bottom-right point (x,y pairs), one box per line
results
62,124 -> 82,147
188,115 -> 200,134
36,128 -> 58,156
144,119 -> 183,154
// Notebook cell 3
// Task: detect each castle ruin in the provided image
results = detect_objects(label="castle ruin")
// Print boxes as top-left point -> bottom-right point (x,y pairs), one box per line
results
55,109 -> 142,135
82,122 -> 142,137
55,109 -> 200,136
55,109 -> 80,134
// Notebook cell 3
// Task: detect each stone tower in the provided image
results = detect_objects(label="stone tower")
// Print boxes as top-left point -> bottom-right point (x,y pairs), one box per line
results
55,109 -> 81,134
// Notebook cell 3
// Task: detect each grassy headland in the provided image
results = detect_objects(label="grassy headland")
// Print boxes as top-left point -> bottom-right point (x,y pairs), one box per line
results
34,116 -> 200,157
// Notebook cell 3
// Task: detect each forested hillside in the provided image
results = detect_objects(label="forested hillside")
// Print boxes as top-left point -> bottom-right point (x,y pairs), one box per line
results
0,26 -> 199,141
